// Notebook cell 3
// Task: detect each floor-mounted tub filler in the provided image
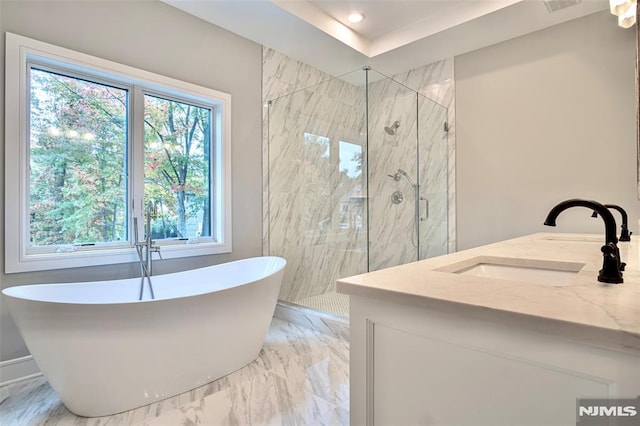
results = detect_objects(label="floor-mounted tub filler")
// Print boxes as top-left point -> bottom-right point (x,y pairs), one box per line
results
2,256 -> 286,417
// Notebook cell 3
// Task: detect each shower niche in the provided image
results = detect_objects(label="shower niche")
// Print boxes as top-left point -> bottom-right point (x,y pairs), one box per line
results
265,67 -> 449,317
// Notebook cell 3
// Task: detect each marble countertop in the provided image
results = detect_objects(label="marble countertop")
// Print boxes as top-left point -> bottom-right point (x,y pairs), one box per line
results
337,233 -> 640,353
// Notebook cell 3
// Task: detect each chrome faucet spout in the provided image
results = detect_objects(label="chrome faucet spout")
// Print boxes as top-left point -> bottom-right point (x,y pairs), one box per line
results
544,198 -> 623,284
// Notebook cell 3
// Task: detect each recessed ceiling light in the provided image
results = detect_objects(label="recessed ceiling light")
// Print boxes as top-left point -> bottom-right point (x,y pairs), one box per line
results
347,12 -> 365,23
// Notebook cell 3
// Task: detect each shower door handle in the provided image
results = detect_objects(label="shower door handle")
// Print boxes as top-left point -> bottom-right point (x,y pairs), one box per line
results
419,197 -> 428,221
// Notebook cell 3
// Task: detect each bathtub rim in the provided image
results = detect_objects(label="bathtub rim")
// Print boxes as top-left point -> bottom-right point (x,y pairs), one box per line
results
1,255 -> 286,305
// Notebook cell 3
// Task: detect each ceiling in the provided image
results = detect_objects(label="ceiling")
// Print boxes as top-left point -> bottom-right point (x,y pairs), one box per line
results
162,0 -> 609,77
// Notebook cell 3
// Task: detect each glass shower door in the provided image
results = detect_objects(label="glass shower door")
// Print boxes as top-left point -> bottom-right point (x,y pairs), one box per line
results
417,94 -> 449,260
366,70 -> 421,271
367,71 -> 449,271
266,70 -> 367,315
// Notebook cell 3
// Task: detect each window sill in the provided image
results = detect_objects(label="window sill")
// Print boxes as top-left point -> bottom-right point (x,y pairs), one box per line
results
5,241 -> 231,274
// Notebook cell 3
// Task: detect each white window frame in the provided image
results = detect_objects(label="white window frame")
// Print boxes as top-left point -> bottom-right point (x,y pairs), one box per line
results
5,32 -> 232,273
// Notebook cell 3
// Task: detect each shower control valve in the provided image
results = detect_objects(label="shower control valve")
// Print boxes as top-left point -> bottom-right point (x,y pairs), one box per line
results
391,191 -> 404,205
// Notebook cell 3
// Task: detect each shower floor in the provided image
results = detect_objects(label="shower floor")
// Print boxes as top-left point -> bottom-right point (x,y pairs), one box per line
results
294,291 -> 349,318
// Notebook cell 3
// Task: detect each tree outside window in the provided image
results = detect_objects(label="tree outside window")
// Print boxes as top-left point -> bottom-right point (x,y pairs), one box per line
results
29,68 -> 214,248
144,95 -> 212,240
29,68 -> 128,246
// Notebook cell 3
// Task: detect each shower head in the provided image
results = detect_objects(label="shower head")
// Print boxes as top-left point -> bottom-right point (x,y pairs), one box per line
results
396,168 -> 416,188
384,121 -> 400,135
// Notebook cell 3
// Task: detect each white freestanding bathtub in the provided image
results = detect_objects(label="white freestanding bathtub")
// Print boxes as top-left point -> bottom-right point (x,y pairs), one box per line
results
2,256 -> 286,417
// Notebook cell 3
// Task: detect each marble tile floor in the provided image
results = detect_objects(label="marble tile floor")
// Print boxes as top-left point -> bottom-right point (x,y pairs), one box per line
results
0,319 -> 349,426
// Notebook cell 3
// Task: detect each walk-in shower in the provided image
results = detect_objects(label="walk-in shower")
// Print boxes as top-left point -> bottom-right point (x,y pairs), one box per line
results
265,67 -> 449,317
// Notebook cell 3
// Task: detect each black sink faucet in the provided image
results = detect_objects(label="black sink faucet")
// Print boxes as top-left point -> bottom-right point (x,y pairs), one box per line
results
591,204 -> 632,242
544,199 -> 624,284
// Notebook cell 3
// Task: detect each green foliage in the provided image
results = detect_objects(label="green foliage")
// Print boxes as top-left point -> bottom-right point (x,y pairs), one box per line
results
28,68 -> 212,247
143,95 -> 211,238
29,68 -> 127,246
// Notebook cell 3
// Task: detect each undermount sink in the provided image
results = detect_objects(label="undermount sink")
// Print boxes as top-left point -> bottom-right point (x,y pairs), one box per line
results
435,256 -> 585,286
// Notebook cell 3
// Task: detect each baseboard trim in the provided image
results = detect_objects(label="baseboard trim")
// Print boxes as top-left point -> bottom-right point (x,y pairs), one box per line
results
0,355 -> 42,387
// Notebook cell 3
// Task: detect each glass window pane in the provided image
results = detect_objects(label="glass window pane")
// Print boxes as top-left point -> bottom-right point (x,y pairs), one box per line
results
339,140 -> 363,229
29,67 -> 128,246
144,94 -> 212,240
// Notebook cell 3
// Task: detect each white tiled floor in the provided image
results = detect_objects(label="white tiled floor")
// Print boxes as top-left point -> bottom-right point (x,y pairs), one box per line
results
0,319 -> 349,426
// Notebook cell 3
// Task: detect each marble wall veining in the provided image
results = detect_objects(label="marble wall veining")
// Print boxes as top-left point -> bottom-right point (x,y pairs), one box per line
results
262,47 -> 456,304
265,69 -> 368,302
262,49 -> 341,258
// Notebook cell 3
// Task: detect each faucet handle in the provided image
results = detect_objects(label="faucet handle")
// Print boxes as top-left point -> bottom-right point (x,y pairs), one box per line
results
598,243 -> 624,284
619,227 -> 632,242
601,243 -> 615,256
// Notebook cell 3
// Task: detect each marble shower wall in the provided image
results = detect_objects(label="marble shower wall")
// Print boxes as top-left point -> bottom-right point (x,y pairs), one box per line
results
262,47 -> 456,302
263,50 -> 368,302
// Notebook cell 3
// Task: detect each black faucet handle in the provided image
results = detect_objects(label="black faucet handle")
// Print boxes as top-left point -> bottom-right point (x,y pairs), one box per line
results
619,226 -> 632,242
601,243 -> 615,255
599,243 -> 624,284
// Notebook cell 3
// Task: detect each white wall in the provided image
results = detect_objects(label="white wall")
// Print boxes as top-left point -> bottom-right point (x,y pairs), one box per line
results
0,0 -> 262,361
455,11 -> 638,250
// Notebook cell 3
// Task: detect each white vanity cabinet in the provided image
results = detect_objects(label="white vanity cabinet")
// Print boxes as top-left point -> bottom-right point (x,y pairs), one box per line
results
339,234 -> 640,426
